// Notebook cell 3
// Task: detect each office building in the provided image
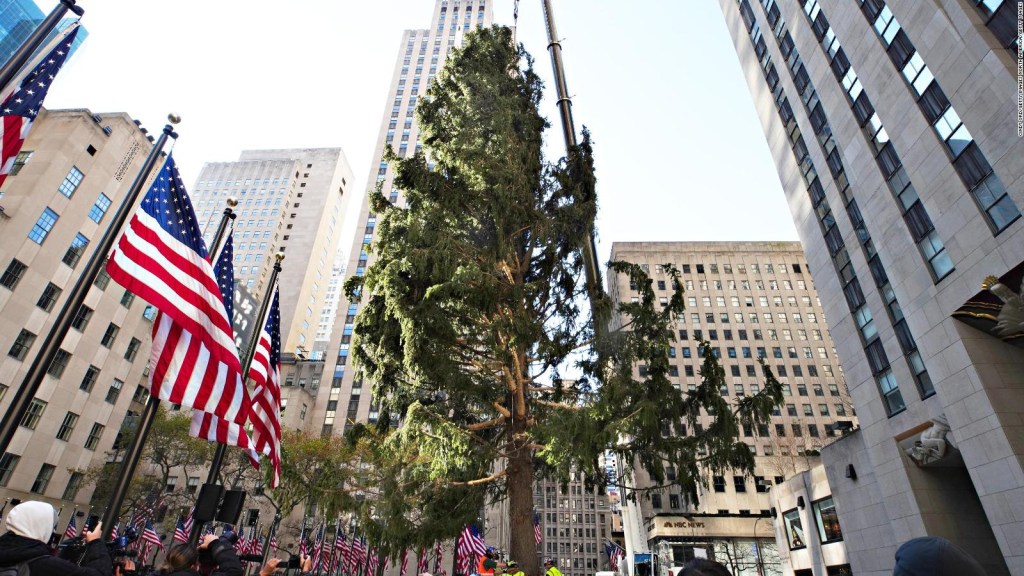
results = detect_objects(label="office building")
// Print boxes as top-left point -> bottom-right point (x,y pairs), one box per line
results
189,148 -> 353,358
610,241 -> 856,576
315,0 -> 493,436
769,463 -> 850,576
0,108 -> 157,515
0,0 -> 87,62
717,1 -> 1024,574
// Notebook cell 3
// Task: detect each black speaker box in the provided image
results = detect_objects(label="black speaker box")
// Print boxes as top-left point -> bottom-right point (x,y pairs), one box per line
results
194,484 -> 224,522
216,490 -> 246,525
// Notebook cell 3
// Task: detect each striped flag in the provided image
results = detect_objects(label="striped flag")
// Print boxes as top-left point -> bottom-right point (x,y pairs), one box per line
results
173,518 -> 188,543
142,520 -> 163,550
367,548 -> 380,576
0,24 -> 79,191
298,525 -> 308,557
417,548 -> 430,575
190,233 -> 258,462
456,525 -> 485,575
182,507 -> 195,537
434,542 -> 443,573
533,512 -> 542,545
106,155 -> 250,425
400,549 -> 409,576
109,523 -> 118,540
311,524 -> 325,571
251,529 -> 264,557
62,516 -> 77,541
247,290 -> 283,487
270,534 -> 278,553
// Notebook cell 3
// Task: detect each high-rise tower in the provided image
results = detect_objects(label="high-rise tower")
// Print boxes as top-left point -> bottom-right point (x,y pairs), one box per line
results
717,1 -> 1024,574
315,0 -> 493,436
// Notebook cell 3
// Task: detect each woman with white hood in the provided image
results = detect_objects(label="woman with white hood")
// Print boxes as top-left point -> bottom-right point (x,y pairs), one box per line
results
0,501 -> 112,576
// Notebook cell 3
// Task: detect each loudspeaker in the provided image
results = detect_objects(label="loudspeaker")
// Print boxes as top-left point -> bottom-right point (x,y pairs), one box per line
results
194,484 -> 224,522
216,490 -> 246,525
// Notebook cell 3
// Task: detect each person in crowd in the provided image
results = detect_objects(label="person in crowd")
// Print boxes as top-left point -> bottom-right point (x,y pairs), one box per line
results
0,501 -> 111,576
503,560 -> 523,576
542,558 -> 562,576
892,537 -> 985,576
679,558 -> 732,576
156,534 -> 241,576
477,547 -> 497,576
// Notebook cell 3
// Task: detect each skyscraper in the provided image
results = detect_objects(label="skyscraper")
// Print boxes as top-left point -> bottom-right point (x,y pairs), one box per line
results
0,0 -> 87,62
718,1 -> 1023,573
315,0 -> 493,436
190,148 -> 353,356
611,241 -> 855,576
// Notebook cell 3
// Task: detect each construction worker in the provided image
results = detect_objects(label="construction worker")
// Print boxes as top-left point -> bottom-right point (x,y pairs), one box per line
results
543,559 -> 563,576
478,548 -> 498,576
504,560 -> 524,576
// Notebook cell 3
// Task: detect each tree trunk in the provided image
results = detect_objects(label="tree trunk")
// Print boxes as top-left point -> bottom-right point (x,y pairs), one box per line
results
507,441 -> 538,576
507,344 -> 539,576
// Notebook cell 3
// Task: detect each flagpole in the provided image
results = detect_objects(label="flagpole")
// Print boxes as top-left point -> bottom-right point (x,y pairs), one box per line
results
183,198 -> 236,545
188,253 -> 284,545
0,0 -> 83,96
0,115 -> 179,467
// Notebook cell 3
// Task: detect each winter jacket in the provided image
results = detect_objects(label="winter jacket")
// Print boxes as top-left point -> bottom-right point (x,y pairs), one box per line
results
156,539 -> 242,576
0,532 -> 112,576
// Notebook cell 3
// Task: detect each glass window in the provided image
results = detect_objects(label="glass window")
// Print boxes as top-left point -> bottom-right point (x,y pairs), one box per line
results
20,399 -> 46,429
57,412 -> 79,441
62,233 -> 90,268
58,166 -> 84,198
29,207 -> 59,244
0,452 -> 20,487
784,509 -> 806,549
36,282 -> 62,311
1,258 -> 28,290
85,423 -> 104,450
814,497 -> 843,542
8,329 -> 36,360
88,193 -> 112,223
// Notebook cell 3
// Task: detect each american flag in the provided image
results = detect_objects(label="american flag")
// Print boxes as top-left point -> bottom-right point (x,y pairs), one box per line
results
131,496 -> 164,531
400,549 -> 409,576
247,290 -> 283,487
456,525 -> 486,575
534,512 -> 542,545
349,537 -> 366,575
311,524 -> 325,571
434,542 -> 443,573
62,515 -> 77,541
331,530 -> 347,574
235,526 -> 247,555
106,155 -> 249,425
417,548 -> 430,575
109,523 -> 118,540
270,533 -> 278,553
190,233 -> 259,462
251,529 -> 264,557
604,541 -> 625,571
298,525 -> 308,557
173,517 -> 188,543
0,24 -> 79,191
367,548 -> 380,576
142,520 -> 163,550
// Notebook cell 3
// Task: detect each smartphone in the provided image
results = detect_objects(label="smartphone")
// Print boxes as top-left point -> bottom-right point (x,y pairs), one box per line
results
85,515 -> 100,532
285,556 -> 302,569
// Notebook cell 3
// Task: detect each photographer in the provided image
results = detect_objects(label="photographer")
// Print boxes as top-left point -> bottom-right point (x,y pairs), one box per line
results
0,501 -> 112,576
154,534 -> 241,576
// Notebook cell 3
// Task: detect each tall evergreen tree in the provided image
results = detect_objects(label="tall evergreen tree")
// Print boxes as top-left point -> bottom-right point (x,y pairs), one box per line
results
345,26 -> 782,573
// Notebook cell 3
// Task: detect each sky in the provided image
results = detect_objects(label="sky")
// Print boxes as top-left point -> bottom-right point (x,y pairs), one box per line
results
41,0 -> 799,264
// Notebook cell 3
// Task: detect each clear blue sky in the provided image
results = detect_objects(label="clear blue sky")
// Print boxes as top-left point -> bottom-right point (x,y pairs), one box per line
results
41,0 -> 798,263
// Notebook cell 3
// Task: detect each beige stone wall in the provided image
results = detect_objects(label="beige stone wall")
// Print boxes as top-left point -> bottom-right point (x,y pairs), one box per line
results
0,109 -> 156,520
